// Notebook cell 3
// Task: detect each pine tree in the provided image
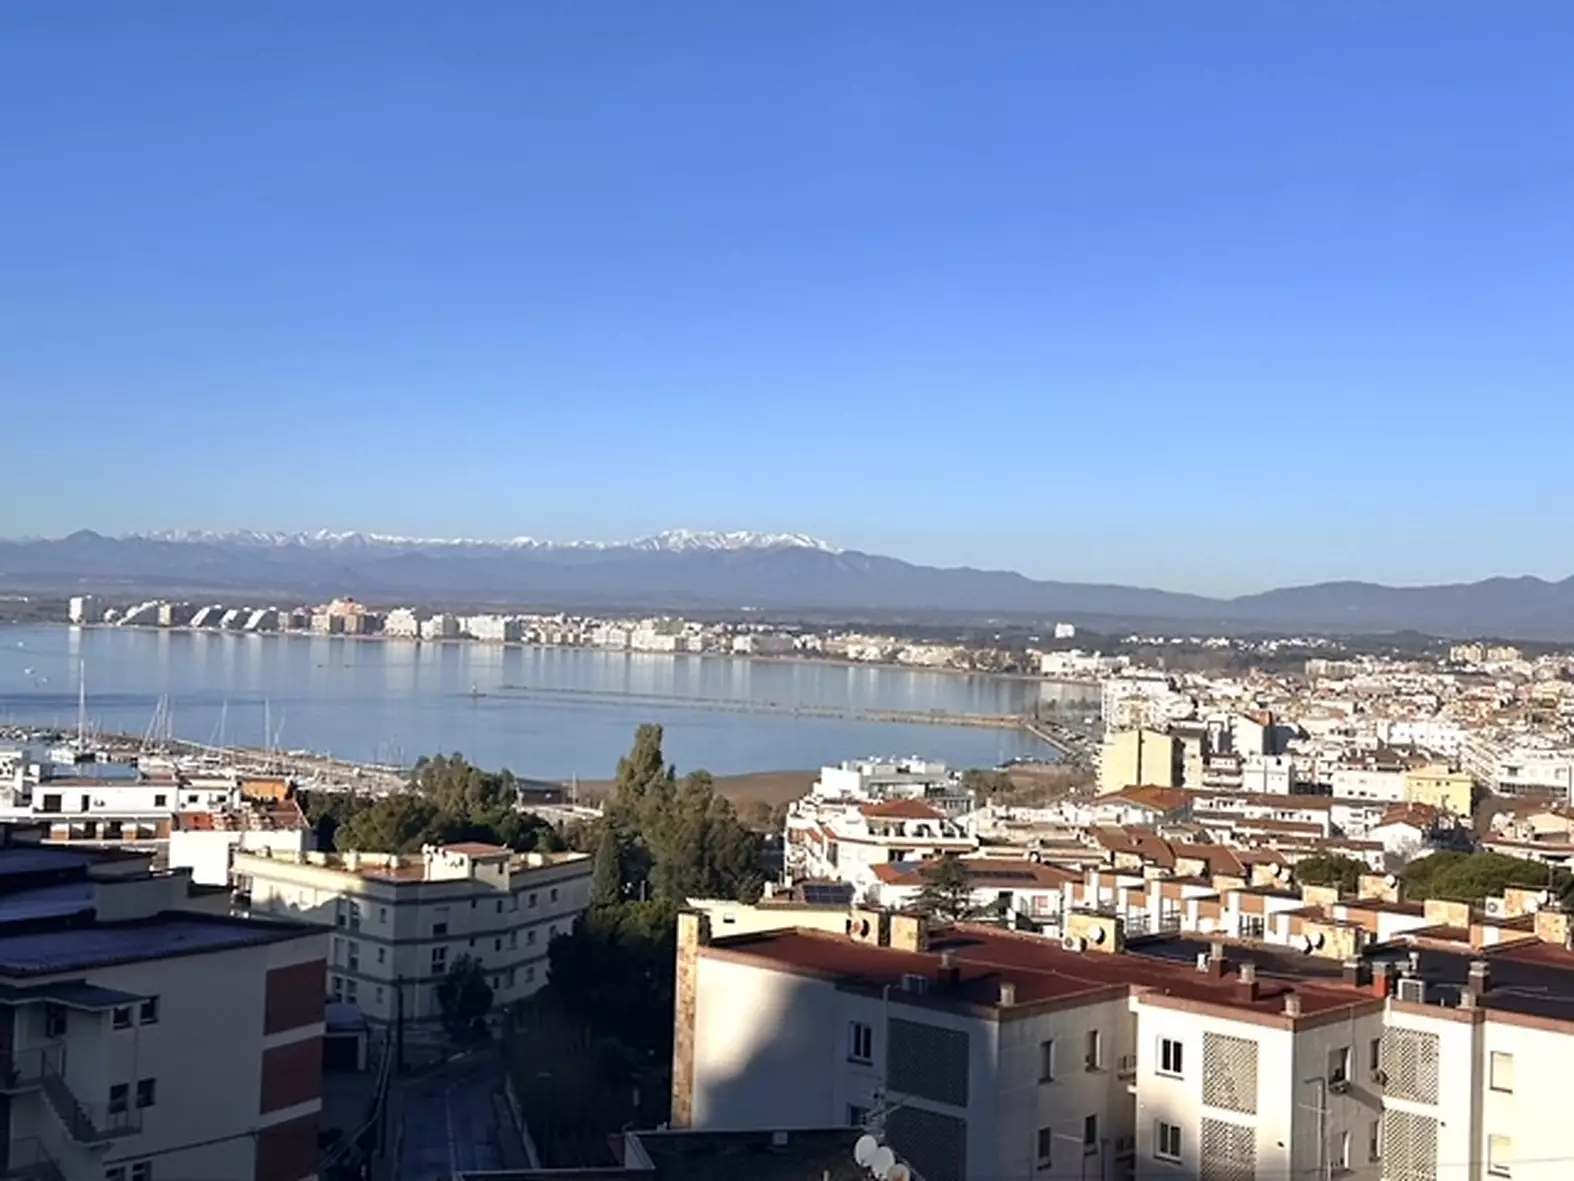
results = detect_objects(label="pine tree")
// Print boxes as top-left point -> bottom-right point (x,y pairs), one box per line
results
913,854 -> 980,922
590,824 -> 624,908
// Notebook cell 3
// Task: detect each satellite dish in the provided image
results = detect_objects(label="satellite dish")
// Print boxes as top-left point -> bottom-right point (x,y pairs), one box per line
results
871,1146 -> 896,1178
854,1135 -> 880,1167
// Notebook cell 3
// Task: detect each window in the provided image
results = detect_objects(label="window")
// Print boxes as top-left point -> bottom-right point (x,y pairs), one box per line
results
469,899 -> 476,909
139,996 -> 159,1025
527,929 -> 537,946
1490,1051 -> 1514,1093
849,1021 -> 874,1063
331,976 -> 344,1001
550,887 -> 559,903
1159,1037 -> 1184,1077
1036,1127 -> 1053,1169
1084,1114 -> 1098,1151
41,794 -> 61,813
505,968 -> 515,987
1085,1029 -> 1102,1071
130,1164 -> 151,1181
432,907 -> 450,936
511,894 -> 519,911
495,938 -> 502,952
379,906 -> 388,924
113,1006 -> 133,1030
529,892 -> 539,909
377,947 -> 386,965
1155,1121 -> 1182,1162
1329,1045 -> 1351,1085
1334,1130 -> 1351,1172
136,1078 -> 157,1109
1488,1134 -> 1511,1177
375,985 -> 385,1005
345,979 -> 358,1002
548,924 -> 558,939
508,931 -> 518,949
496,900 -> 503,913
105,1168 -> 127,1181
348,901 -> 361,930
153,794 -> 167,808
1369,1037 -> 1382,1074
1369,1119 -> 1381,1162
524,965 -> 535,983
109,1084 -> 129,1115
848,1105 -> 870,1128
347,942 -> 359,971
44,1004 -> 66,1037
1038,1039 -> 1055,1083
431,947 -> 447,973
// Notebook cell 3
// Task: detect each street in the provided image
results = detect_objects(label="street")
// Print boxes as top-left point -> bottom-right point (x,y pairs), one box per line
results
389,1047 -> 526,1181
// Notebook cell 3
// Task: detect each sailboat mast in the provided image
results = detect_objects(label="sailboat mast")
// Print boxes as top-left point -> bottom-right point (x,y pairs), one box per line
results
76,662 -> 87,750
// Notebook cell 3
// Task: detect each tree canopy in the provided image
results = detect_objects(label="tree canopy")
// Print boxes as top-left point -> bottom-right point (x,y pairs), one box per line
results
304,752 -> 566,854
1293,854 -> 1366,894
911,853 -> 1004,923
1400,852 -> 1574,905
435,954 -> 494,1041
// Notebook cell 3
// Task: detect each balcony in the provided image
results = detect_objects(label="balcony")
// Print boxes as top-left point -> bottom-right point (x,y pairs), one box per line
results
38,1058 -> 143,1143
1115,1054 -> 1138,1081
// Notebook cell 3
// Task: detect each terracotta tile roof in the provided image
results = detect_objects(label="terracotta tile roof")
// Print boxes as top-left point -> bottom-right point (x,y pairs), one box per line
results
1097,786 -> 1192,813
870,857 -> 1080,889
704,924 -> 1371,1019
857,799 -> 947,821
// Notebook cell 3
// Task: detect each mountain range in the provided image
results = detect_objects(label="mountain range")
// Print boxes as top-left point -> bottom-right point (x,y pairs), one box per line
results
0,529 -> 1570,639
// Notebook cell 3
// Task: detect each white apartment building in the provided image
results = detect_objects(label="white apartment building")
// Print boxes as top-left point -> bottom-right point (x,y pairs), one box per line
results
464,615 -> 522,643
68,595 -> 102,624
730,632 -> 796,656
1376,719 -> 1465,757
168,800 -> 315,886
1330,764 -> 1410,803
1462,737 -> 1574,800
383,608 -> 420,638
419,613 -> 461,640
0,838 -> 327,1181
677,898 -> 1574,1181
788,800 -> 977,895
236,843 -> 592,1026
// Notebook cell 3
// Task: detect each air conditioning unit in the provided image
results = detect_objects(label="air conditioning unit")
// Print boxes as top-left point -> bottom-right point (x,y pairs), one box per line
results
1397,977 -> 1427,1004
1062,934 -> 1086,952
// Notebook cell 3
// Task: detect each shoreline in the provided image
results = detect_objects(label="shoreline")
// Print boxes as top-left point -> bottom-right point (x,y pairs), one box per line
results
56,621 -> 1104,693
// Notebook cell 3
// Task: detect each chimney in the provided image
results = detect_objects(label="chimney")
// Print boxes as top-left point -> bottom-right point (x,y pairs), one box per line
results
1236,962 -> 1259,1003
1371,961 -> 1392,999
1283,992 -> 1303,1018
938,950 -> 961,992
1341,959 -> 1367,989
1208,940 -> 1226,978
999,980 -> 1017,1006
1467,959 -> 1490,999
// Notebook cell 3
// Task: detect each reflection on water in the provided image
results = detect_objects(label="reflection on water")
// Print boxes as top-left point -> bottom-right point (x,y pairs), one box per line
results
0,625 -> 1098,779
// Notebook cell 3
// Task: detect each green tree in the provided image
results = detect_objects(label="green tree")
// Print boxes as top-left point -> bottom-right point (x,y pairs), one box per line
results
1401,852 -> 1572,905
1293,854 -> 1366,894
590,824 -> 624,908
435,954 -> 494,1041
913,854 -> 985,922
335,794 -> 447,853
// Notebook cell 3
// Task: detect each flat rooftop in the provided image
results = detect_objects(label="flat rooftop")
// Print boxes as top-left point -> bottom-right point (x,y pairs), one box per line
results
0,913 -> 319,978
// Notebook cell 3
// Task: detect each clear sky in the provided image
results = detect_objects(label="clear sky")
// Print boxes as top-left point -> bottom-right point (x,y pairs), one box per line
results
3,3 -> 1572,596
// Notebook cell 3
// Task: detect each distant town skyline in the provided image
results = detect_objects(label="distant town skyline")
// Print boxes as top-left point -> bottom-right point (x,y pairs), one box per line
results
4,4 -> 1573,595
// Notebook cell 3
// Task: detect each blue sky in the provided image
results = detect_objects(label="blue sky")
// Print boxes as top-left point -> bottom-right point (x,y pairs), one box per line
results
3,3 -> 1572,595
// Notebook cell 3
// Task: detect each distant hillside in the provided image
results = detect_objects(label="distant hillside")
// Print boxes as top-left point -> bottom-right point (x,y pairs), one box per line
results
0,529 -> 1570,639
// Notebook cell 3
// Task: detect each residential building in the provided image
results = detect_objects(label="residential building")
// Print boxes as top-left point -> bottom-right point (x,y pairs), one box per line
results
1053,622 -> 1077,640
1404,764 -> 1476,817
168,800 -> 315,887
68,595 -> 102,624
383,608 -> 420,638
464,615 -> 522,643
236,843 -> 592,1025
0,836 -> 326,1181
419,613 -> 461,640
789,800 -> 977,896
1098,729 -> 1182,795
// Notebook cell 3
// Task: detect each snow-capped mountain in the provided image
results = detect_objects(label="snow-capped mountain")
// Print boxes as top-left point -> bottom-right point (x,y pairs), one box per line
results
126,527 -> 839,554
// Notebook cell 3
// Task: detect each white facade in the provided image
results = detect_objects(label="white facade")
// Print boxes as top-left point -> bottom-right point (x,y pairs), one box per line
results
383,608 -> 420,638
238,844 -> 592,1024
419,613 -> 461,640
68,595 -> 102,624
1331,766 -> 1409,803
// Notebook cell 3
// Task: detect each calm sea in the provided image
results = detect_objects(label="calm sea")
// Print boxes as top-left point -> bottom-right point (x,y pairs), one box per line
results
0,625 -> 1097,780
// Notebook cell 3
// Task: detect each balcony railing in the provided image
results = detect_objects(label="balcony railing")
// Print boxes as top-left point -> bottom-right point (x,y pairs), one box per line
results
1115,1054 -> 1138,1080
38,1057 -> 143,1143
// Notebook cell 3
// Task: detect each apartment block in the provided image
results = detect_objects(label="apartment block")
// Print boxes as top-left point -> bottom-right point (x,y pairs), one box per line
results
236,843 -> 591,1025
0,839 -> 326,1181
674,898 -> 1574,1181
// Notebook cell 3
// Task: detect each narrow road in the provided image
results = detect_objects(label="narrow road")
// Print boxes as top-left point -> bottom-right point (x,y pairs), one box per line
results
389,1048 -> 524,1181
